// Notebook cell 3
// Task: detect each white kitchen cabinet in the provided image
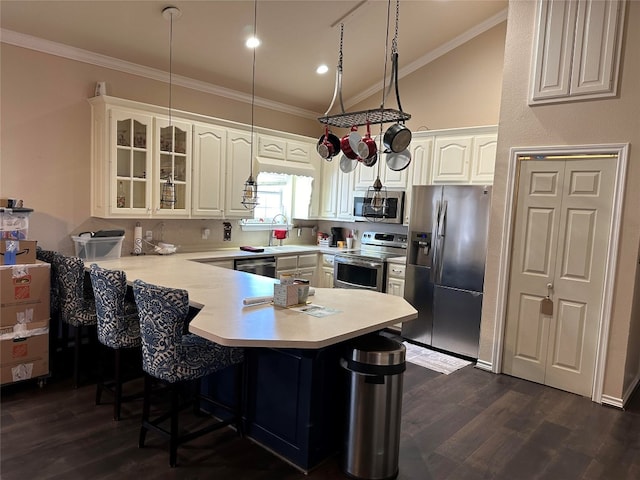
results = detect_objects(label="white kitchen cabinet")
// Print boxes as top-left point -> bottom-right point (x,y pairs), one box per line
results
403,135 -> 433,224
470,133 -> 497,184
154,117 -> 192,217
192,124 -> 253,219
319,158 -> 354,220
192,125 -> 253,219
353,137 -> 408,190
318,253 -> 335,288
432,135 -> 473,184
192,124 -> 226,218
276,253 -> 318,287
530,0 -> 626,104
431,128 -> 497,185
90,98 -> 193,219
386,262 -> 406,297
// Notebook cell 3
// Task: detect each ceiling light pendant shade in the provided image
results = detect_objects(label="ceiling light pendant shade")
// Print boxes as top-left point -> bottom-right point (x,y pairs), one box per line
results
242,0 -> 260,210
161,175 -> 176,208
365,176 -> 388,221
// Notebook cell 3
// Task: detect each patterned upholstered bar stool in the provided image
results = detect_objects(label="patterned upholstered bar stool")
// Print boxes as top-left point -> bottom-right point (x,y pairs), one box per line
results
132,279 -> 245,468
54,254 -> 97,388
89,264 -> 142,420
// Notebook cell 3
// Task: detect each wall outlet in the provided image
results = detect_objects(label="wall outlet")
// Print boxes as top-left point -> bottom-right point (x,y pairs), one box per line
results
145,230 -> 153,241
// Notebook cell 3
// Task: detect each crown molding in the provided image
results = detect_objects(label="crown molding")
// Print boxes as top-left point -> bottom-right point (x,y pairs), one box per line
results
0,28 -> 320,120
345,8 -> 508,109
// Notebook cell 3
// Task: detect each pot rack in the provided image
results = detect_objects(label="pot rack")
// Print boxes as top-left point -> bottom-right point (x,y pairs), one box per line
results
318,0 -> 410,129
318,108 -> 410,129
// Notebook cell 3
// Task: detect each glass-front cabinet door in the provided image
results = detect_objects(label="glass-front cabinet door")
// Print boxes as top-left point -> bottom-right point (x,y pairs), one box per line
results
111,110 -> 152,216
154,118 -> 191,217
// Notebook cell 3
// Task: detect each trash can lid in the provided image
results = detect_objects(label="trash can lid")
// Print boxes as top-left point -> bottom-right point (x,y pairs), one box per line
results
346,334 -> 406,367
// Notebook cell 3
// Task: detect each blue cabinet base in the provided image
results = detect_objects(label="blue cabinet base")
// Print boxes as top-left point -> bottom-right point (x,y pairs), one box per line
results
201,343 -> 347,472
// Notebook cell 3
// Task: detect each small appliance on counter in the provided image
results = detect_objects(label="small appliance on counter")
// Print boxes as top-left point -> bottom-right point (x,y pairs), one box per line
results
330,227 -> 344,247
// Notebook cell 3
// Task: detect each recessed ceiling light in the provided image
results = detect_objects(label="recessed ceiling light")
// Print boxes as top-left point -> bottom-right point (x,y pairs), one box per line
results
316,64 -> 329,74
246,36 -> 260,48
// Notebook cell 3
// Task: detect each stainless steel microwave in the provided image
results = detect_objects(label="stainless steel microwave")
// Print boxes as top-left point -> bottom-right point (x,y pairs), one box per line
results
353,190 -> 405,224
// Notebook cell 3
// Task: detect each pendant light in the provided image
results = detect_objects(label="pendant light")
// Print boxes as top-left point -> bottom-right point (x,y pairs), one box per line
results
161,6 -> 181,208
241,0 -> 259,210
365,0 -> 395,220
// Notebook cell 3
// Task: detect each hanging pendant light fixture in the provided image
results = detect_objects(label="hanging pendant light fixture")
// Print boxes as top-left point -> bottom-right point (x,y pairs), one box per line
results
161,6 -> 181,208
365,0 -> 395,221
241,0 -> 260,210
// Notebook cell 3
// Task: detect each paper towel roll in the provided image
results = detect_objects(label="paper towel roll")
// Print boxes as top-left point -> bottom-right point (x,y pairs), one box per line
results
133,225 -> 143,254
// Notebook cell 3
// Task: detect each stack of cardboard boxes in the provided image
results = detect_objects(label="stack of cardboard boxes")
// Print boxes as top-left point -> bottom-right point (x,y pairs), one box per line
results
1,207 -> 50,385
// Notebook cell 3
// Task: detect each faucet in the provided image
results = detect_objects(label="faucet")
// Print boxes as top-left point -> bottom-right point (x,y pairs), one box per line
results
269,213 -> 288,246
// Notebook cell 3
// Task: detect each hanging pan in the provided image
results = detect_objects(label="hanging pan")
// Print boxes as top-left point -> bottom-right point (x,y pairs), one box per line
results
317,125 -> 341,160
339,153 -> 358,173
383,52 -> 412,153
386,148 -> 411,171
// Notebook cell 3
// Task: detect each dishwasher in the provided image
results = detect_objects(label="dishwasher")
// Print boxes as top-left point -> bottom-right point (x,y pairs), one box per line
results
234,256 -> 277,278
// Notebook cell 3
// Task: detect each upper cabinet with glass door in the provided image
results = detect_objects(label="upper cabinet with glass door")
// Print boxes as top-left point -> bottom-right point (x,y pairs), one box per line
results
89,96 -> 192,219
154,118 -> 191,217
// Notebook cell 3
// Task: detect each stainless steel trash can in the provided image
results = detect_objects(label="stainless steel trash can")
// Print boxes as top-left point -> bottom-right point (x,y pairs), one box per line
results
341,334 -> 406,480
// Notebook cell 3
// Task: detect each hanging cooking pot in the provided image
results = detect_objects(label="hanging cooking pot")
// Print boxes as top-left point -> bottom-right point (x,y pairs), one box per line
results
383,123 -> 411,153
362,151 -> 378,167
383,51 -> 412,153
386,148 -> 411,171
357,121 -> 377,160
317,125 -> 341,160
339,153 -> 358,173
340,126 -> 360,160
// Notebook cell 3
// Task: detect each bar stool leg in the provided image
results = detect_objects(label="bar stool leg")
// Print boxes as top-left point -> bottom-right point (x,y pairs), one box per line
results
169,384 -> 180,468
73,327 -> 81,389
139,374 -> 151,449
114,349 -> 122,421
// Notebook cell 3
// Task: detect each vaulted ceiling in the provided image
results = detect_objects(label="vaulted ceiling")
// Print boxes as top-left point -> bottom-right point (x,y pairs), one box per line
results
0,0 -> 507,115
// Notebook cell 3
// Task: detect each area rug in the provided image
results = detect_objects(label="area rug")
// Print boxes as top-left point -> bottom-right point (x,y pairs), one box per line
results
403,341 -> 472,375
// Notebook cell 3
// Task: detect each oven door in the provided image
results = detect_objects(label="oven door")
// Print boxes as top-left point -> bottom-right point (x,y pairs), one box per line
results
333,255 -> 385,292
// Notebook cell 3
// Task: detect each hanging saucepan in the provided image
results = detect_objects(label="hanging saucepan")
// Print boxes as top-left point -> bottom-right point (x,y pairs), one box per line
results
383,123 -> 411,153
317,125 -> 341,160
357,121 -> 377,160
339,153 -> 358,173
362,151 -> 378,167
386,148 -> 411,171
340,126 -> 360,160
383,52 -> 412,153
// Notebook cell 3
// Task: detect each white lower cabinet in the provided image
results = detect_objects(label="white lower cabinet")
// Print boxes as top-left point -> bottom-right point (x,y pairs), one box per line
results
318,254 -> 335,288
276,254 -> 318,287
386,261 -> 406,331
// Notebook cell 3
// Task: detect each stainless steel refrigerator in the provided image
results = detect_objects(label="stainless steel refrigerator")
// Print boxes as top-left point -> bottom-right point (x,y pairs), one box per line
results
402,185 -> 491,358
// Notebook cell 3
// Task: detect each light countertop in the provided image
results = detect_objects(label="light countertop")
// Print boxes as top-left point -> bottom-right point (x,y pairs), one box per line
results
87,252 -> 416,349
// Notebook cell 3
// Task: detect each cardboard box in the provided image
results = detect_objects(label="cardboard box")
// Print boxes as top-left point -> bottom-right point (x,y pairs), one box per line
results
1,302 -> 50,329
0,320 -> 49,385
0,240 -> 37,265
0,263 -> 50,327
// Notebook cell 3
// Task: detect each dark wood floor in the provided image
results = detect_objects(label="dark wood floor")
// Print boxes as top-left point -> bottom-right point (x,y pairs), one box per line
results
2,358 -> 640,480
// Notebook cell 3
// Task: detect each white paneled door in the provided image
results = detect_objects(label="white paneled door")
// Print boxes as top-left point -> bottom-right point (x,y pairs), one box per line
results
503,157 -> 616,397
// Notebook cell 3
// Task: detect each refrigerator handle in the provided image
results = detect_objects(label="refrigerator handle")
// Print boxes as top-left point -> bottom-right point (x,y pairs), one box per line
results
435,200 -> 447,283
431,201 -> 441,280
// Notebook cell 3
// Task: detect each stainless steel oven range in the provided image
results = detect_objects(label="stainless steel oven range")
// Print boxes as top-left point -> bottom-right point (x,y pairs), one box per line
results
334,231 -> 407,292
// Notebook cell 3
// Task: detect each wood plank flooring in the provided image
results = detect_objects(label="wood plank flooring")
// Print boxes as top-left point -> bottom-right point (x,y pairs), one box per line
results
2,360 -> 640,479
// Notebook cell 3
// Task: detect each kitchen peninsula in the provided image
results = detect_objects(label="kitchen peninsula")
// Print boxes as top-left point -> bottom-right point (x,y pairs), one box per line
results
87,251 -> 417,471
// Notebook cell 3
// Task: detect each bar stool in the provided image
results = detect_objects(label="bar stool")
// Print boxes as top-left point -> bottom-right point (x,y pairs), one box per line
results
54,254 -> 97,388
89,264 -> 142,420
132,279 -> 245,468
